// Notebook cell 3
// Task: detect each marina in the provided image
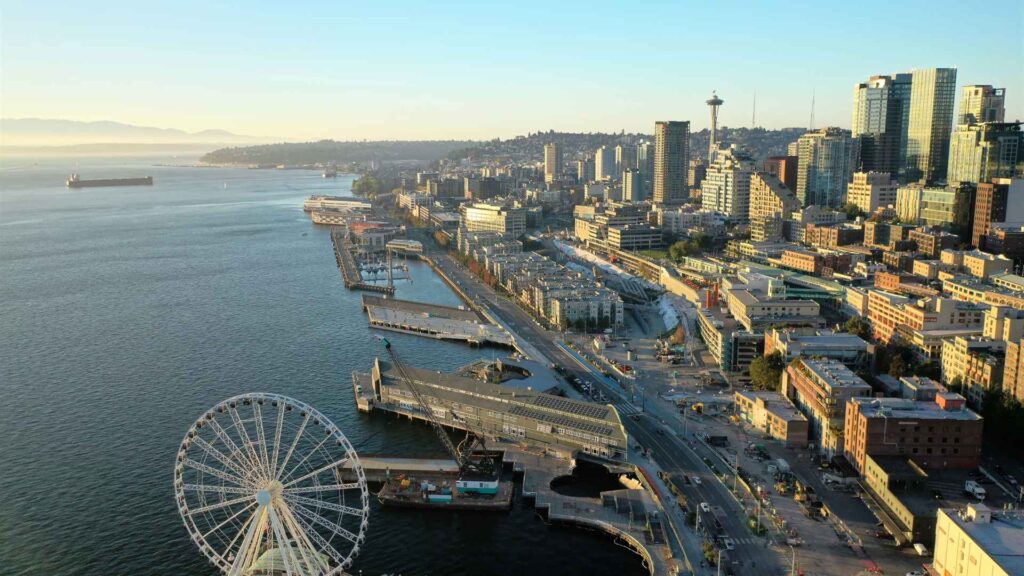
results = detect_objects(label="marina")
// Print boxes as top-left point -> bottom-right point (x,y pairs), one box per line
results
331,228 -> 396,294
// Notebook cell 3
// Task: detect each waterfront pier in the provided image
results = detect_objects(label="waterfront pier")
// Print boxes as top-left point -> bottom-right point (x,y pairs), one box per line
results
361,294 -> 514,347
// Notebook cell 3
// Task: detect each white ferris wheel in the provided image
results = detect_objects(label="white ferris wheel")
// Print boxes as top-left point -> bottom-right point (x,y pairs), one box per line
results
174,393 -> 369,575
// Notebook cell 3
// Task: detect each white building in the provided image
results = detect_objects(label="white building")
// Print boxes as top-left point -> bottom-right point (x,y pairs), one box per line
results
701,145 -> 754,222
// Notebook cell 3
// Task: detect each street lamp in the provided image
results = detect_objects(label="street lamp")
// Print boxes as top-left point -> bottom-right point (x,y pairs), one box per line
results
789,544 -> 797,576
717,549 -> 723,576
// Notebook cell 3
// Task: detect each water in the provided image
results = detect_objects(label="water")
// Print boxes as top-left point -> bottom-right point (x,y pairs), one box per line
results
0,156 -> 646,576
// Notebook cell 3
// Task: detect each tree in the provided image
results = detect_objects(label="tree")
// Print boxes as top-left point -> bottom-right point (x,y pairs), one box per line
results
844,316 -> 871,340
888,354 -> 907,378
914,361 -> 941,380
750,352 -> 785,391
843,202 -> 865,220
669,240 -> 688,262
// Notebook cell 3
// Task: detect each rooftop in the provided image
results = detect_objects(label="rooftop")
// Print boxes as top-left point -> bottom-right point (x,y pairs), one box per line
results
849,396 -> 981,421
369,359 -> 626,438
735,390 -> 806,422
939,507 -> 1024,573
798,358 -> 871,391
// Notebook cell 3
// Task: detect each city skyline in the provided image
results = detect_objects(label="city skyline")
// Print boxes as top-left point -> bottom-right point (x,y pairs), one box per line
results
2,0 -> 1023,142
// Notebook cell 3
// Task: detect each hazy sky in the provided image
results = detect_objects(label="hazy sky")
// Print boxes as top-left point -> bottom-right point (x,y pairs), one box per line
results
3,0 -> 1022,141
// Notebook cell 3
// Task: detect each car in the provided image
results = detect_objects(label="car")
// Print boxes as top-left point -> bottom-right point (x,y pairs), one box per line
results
693,477 -> 702,486
682,474 -> 691,485
906,571 -> 925,576
721,538 -> 735,551
700,502 -> 710,513
1006,475 -> 1019,487
869,530 -> 893,540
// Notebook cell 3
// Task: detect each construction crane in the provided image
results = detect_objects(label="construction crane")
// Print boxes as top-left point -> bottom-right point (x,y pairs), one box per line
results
378,337 -> 496,478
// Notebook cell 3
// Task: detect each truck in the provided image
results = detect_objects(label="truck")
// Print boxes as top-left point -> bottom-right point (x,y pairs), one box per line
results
964,480 -> 986,500
774,458 -> 791,474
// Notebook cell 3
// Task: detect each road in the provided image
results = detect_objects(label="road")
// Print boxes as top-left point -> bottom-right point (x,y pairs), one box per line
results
430,251 -> 784,575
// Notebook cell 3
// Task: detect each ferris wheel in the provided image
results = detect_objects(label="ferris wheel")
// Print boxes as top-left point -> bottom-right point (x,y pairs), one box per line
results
174,393 -> 369,575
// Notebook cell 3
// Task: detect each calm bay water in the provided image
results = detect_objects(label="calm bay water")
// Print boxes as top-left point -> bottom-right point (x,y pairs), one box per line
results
0,156 -> 645,576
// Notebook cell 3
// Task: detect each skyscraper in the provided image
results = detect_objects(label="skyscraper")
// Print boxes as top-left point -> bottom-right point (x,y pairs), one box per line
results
959,85 -> 1006,125
636,141 -> 655,191
595,146 -> 616,181
700,145 -> 754,222
576,157 -> 595,183
852,73 -> 912,179
622,169 -> 643,203
544,142 -> 562,184
948,122 -> 1024,185
905,67 -> 957,183
615,144 -> 635,177
795,127 -> 859,208
653,121 -> 690,204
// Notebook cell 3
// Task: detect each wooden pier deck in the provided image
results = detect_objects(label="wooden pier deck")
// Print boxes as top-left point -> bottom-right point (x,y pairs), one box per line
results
331,229 -> 395,295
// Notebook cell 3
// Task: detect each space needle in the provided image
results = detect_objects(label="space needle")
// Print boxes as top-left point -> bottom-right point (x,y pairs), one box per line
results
706,91 -> 724,161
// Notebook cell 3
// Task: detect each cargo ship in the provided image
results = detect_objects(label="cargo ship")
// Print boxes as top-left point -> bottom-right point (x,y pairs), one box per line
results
66,174 -> 154,188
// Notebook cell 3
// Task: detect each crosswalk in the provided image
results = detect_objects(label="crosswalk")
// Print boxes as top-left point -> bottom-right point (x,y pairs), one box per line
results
613,401 -> 642,416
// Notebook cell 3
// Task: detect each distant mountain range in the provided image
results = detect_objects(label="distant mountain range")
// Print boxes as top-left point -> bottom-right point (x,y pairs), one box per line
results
0,118 -> 267,147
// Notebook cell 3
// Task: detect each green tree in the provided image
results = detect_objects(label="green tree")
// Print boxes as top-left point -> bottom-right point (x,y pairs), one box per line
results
888,354 -> 907,378
669,240 -> 688,262
843,202 -> 865,220
914,360 -> 941,380
844,316 -> 871,340
750,352 -> 786,391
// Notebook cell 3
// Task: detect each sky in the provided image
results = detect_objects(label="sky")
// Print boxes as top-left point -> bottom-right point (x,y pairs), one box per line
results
2,0 -> 1023,142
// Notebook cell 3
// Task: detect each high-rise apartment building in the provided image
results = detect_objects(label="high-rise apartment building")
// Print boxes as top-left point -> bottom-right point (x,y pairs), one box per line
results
846,171 -> 898,214
622,169 -> 643,203
749,171 -> 800,222
795,127 -> 859,208
973,179 -> 1024,247
700,145 -> 754,221
594,146 -> 616,181
653,121 -> 690,204
576,157 -> 595,183
947,122 -> 1024,185
852,73 -> 912,179
958,85 -> 1006,125
636,141 -> 655,188
614,144 -> 635,177
763,156 -> 798,192
905,68 -> 957,183
543,142 -> 562,184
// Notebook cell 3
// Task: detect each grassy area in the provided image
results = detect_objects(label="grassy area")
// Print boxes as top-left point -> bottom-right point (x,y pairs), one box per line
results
639,249 -> 669,260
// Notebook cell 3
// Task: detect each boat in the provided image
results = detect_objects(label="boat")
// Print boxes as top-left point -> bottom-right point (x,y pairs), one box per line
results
322,166 -> 338,178
66,174 -> 153,188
